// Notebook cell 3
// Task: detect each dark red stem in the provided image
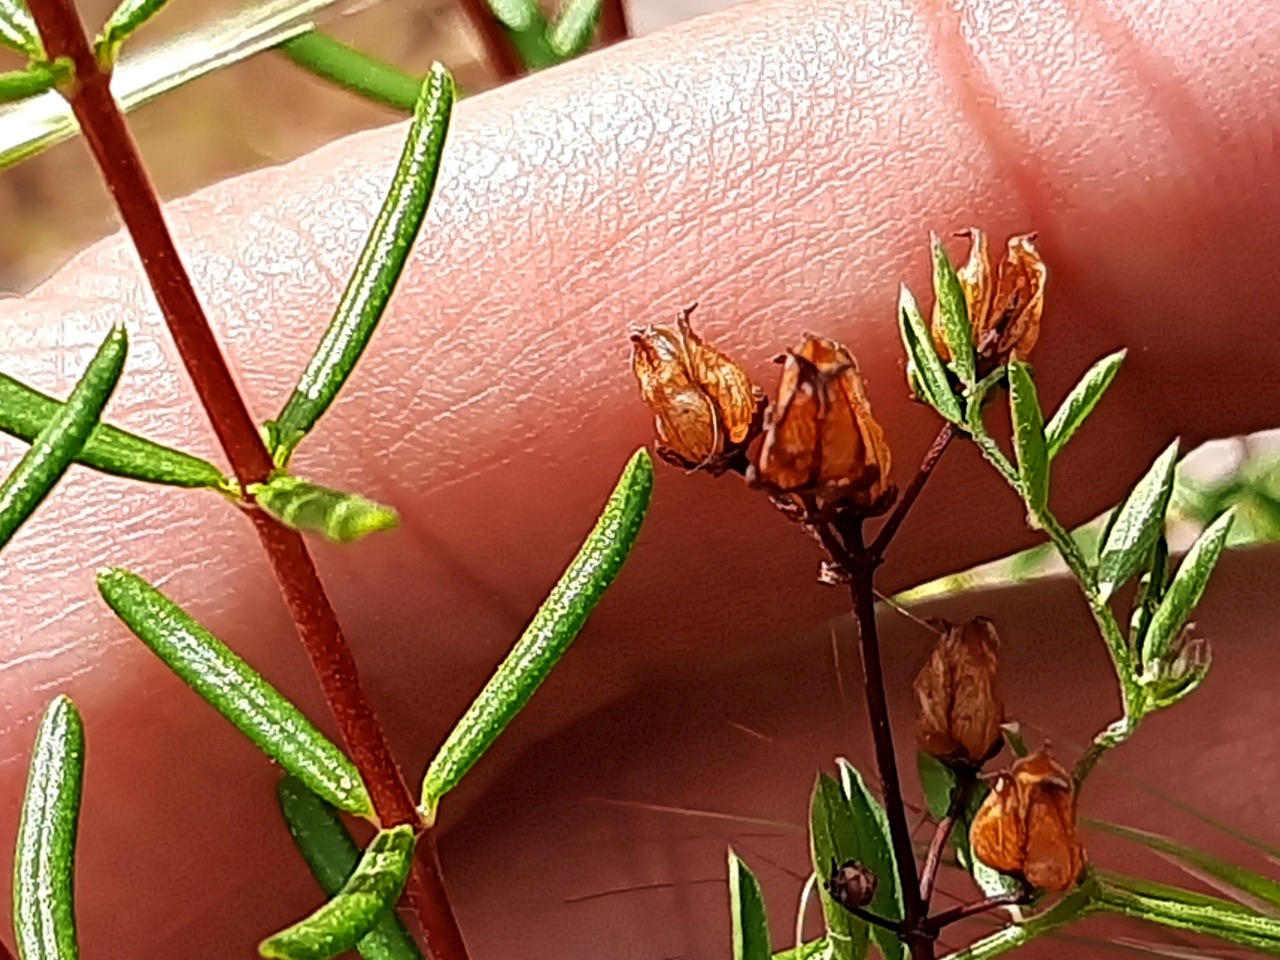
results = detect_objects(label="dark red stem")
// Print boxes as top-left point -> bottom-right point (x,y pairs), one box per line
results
27,2 -> 467,956
842,527 -> 931,960
456,0 -> 524,81
870,424 -> 955,558
919,776 -> 971,909
924,888 -> 1033,932
598,0 -> 631,45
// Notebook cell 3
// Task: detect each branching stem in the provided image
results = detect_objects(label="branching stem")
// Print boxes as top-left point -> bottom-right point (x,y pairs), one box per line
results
26,2 -> 468,956
925,888 -> 1033,933
870,424 -> 955,557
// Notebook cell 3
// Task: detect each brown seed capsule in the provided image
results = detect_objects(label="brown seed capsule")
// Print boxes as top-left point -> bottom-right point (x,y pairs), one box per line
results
913,617 -> 1005,766
933,229 -> 1046,361
630,304 -> 763,472
826,859 -> 878,911
970,750 -> 1086,893
749,335 -> 894,513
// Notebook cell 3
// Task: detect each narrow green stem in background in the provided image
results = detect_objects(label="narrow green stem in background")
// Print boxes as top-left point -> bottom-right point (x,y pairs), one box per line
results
260,825 -> 417,960
1093,872 -> 1280,954
277,778 -> 425,960
277,31 -> 421,113
267,64 -> 454,467
0,370 -> 232,492
96,568 -> 374,818
13,696 -> 85,960
421,449 -> 653,816
1087,819 -> 1280,911
0,325 -> 127,550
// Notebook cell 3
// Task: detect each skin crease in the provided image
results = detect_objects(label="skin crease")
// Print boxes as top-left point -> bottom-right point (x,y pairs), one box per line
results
0,0 -> 1278,956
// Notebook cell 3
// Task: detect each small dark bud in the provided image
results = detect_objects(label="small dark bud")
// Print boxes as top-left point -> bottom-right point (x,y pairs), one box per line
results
825,858 -> 877,911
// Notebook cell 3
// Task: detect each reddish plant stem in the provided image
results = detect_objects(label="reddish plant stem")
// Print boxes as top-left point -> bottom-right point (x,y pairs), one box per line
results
919,776 -> 971,909
598,0 -> 631,45
918,812 -> 955,908
840,522 -> 931,960
843,905 -> 904,936
407,835 -> 471,960
456,0 -> 524,81
924,888 -> 1032,933
870,423 -> 954,559
27,2 -> 468,957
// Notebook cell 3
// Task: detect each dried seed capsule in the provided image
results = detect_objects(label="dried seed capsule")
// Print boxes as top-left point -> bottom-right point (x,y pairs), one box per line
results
749,335 -> 893,514
630,304 -> 762,472
913,617 -> 1005,766
933,229 -> 1046,361
970,750 -> 1085,893
826,859 -> 878,911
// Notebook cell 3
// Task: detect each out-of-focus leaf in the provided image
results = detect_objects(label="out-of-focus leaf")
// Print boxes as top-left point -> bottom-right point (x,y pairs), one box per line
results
259,826 -> 416,960
729,850 -> 772,960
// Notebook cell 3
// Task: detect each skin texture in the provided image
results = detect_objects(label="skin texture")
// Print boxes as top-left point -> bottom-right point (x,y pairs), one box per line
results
0,0 -> 1278,957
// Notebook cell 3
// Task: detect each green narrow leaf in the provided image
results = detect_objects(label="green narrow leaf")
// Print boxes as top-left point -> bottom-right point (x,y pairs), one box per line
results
0,370 -> 232,492
96,569 -> 373,818
13,696 -> 85,960
916,751 -> 954,822
729,850 -> 772,960
931,233 -> 976,386
0,325 -> 127,550
1089,820 -> 1280,912
277,778 -> 424,960
771,940 -> 828,960
837,760 -> 906,960
266,64 -> 455,468
1045,350 -> 1126,460
898,285 -> 962,423
252,475 -> 397,544
546,0 -> 601,59
0,61 -> 65,103
1006,360 -> 1049,516
1094,871 -> 1280,954
809,774 -> 869,960
277,32 -> 421,113
1128,534 -> 1168,647
1096,441 -> 1179,600
420,449 -> 653,815
1140,509 -> 1234,670
485,0 -> 555,69
0,0 -> 41,58
260,825 -> 416,960
95,0 -> 171,68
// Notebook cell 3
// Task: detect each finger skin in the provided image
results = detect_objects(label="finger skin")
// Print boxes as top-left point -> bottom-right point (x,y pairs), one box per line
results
0,0 -> 1278,956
